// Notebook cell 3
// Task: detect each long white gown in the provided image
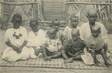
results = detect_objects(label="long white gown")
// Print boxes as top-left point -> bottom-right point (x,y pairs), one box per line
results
2,27 -> 35,62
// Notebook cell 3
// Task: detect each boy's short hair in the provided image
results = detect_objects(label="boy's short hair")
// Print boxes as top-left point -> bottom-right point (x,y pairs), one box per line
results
11,13 -> 22,24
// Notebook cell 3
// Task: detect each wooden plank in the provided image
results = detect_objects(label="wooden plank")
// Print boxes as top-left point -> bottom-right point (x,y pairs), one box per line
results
0,1 -> 39,5
65,2 -> 112,5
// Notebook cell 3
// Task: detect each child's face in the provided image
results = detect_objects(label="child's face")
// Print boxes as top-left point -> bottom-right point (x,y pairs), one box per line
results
30,21 -> 39,32
50,20 -> 60,30
91,28 -> 101,38
47,29 -> 57,39
13,22 -> 20,29
70,17 -> 79,28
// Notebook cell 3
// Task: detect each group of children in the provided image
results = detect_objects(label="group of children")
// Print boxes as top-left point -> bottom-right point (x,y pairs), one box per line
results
2,8 -> 111,66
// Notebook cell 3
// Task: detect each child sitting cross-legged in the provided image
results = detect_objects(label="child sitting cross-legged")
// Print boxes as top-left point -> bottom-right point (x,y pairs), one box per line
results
62,30 -> 86,63
41,28 -> 63,61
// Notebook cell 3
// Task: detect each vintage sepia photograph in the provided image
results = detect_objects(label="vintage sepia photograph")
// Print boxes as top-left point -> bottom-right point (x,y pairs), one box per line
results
0,0 -> 112,73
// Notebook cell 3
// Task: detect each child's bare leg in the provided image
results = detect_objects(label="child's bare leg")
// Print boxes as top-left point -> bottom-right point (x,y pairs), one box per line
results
50,52 -> 62,59
65,58 -> 74,63
41,48 -> 47,57
34,48 -> 40,56
73,55 -> 82,60
41,48 -> 51,61
61,49 -> 69,59
100,48 -> 110,66
91,50 -> 98,64
62,50 -> 74,63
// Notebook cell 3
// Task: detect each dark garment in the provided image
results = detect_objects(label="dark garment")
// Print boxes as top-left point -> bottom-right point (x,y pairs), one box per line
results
45,48 -> 56,56
64,39 -> 85,57
43,48 -> 62,59
87,43 -> 107,54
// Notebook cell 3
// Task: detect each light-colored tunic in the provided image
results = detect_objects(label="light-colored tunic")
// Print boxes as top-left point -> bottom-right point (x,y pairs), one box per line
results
63,26 -> 80,40
27,29 -> 47,49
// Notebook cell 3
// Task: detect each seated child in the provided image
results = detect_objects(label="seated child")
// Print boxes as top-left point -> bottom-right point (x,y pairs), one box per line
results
62,30 -> 85,63
27,19 -> 47,57
50,19 -> 62,37
42,28 -> 63,61
2,14 -> 35,62
85,26 -> 110,66
49,19 -> 64,45
63,14 -> 80,41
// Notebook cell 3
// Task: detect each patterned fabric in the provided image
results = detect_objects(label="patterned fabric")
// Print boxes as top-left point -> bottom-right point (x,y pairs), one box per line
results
46,38 -> 62,52
4,26 -> 27,47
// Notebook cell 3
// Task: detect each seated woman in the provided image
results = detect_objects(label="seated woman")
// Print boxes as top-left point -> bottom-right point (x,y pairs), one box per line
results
27,19 -> 47,57
62,30 -> 85,63
85,26 -> 110,66
42,28 -> 63,61
2,14 -> 35,62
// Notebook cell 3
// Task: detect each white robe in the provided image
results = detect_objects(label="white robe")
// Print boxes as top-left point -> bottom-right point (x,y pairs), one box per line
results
79,22 -> 108,42
2,27 -> 35,62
